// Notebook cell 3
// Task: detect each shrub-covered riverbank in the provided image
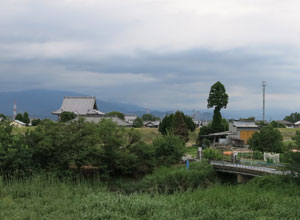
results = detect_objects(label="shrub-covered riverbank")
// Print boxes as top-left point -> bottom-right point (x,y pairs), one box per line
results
1,171 -> 300,220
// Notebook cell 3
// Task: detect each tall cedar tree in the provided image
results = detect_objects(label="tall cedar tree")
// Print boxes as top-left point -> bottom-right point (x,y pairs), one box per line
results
207,81 -> 228,132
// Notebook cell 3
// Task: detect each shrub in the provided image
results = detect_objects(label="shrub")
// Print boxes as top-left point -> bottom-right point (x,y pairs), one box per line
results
132,117 -> 143,128
59,111 -> 77,122
248,126 -> 283,153
153,135 -> 185,165
118,160 -> 217,194
203,148 -> 222,160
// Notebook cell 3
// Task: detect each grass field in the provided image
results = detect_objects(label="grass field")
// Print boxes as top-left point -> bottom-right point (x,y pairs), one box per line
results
0,175 -> 300,220
279,128 -> 300,140
12,126 -> 36,135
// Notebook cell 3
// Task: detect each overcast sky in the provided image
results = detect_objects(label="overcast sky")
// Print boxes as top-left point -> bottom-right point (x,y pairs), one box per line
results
1,0 -> 300,118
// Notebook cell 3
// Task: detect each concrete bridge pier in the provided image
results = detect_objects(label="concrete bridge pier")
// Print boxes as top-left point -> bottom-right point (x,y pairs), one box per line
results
237,174 -> 253,184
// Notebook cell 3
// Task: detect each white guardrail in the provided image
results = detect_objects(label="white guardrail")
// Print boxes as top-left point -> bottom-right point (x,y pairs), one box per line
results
210,161 -> 289,175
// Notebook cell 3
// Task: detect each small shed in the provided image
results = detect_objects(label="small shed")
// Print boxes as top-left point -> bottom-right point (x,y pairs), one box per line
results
229,120 -> 259,144
143,121 -> 160,128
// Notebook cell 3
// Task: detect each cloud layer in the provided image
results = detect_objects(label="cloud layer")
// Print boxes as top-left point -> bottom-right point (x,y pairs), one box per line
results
1,0 -> 300,118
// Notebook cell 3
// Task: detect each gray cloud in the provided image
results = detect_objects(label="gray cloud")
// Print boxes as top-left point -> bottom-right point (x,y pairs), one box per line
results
1,0 -> 300,117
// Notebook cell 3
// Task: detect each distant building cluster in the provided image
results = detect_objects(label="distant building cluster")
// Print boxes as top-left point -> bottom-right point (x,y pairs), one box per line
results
51,96 -> 161,127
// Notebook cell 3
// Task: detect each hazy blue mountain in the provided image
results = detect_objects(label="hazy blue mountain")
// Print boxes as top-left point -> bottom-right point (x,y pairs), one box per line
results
0,89 -> 152,119
0,89 -> 287,120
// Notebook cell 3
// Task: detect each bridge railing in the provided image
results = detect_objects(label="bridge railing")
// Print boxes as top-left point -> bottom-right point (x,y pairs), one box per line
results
210,160 -> 288,175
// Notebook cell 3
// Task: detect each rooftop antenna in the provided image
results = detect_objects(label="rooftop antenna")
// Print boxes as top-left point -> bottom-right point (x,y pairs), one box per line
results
13,101 -> 17,119
262,81 -> 267,122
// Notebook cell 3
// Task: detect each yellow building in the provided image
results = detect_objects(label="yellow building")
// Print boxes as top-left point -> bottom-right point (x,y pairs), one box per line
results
229,120 -> 259,145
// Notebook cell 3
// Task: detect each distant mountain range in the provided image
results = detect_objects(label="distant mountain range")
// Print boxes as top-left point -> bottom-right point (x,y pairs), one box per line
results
0,89 -> 151,119
0,89 -> 286,121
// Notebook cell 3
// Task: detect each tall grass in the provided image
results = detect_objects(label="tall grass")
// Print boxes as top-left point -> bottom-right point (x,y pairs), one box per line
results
1,174 -> 300,220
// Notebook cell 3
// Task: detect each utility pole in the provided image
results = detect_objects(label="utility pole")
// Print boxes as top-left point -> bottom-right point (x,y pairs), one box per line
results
262,81 -> 266,122
13,101 -> 17,119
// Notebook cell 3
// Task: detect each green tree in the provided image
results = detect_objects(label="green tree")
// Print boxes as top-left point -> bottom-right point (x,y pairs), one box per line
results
173,111 -> 189,142
132,117 -> 144,128
31,119 -> 42,126
59,111 -> 77,122
159,114 -> 174,135
285,152 -> 300,178
183,115 -> 196,132
142,113 -> 160,121
22,112 -> 30,125
106,111 -> 125,120
292,131 -> 300,148
207,81 -> 229,132
15,113 -> 23,121
153,135 -> 185,165
158,111 -> 194,142
270,121 -> 285,128
284,112 -> 300,123
248,126 -> 283,153
0,113 -> 7,120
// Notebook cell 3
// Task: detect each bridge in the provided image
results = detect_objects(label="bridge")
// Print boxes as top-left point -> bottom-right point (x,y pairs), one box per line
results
210,161 -> 289,183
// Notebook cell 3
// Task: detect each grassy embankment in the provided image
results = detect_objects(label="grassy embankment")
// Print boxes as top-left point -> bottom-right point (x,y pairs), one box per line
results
1,173 -> 300,220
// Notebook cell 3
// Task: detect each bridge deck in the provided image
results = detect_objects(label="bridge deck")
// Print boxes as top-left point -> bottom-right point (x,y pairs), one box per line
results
210,161 -> 289,176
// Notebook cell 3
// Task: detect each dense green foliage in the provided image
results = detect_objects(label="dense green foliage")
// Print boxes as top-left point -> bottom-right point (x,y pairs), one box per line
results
142,113 -> 160,121
284,112 -> 300,123
15,113 -> 23,121
173,111 -> 189,142
203,148 -> 222,160
292,130 -> 300,148
248,126 -> 283,153
22,112 -> 30,125
132,117 -> 143,128
59,111 -> 77,122
153,135 -> 185,165
106,111 -> 125,120
159,111 -> 195,142
31,118 -> 42,126
0,113 -> 7,120
270,120 -> 285,128
1,174 -> 300,220
115,161 -> 217,194
0,120 -> 184,178
15,112 -> 30,125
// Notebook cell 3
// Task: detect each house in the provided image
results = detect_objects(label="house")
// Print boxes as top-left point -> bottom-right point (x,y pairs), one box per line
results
276,120 -> 294,128
228,120 -> 259,145
294,121 -> 300,128
52,96 -> 105,119
10,120 -> 26,127
124,115 -> 138,124
143,121 -> 160,128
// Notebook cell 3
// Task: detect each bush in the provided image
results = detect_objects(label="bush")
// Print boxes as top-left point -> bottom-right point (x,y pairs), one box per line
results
203,148 -> 222,160
248,126 -> 283,153
132,117 -> 143,128
117,160 -> 217,194
153,135 -> 185,165
59,111 -> 77,122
